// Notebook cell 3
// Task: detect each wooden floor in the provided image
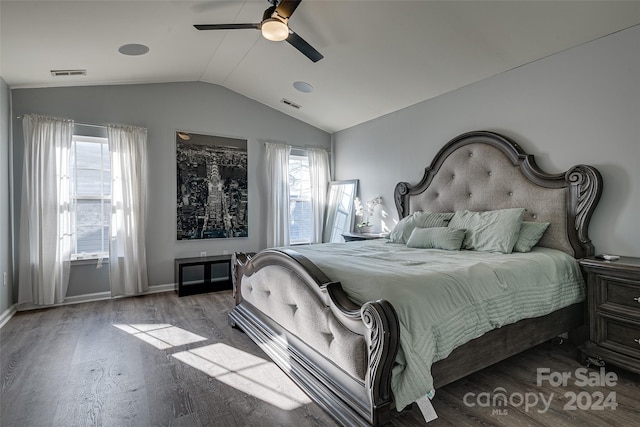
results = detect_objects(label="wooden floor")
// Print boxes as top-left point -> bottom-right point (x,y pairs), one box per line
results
2,291 -> 639,427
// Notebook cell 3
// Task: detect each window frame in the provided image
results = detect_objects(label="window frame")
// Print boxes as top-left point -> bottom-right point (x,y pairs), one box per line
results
70,135 -> 111,261
288,150 -> 313,245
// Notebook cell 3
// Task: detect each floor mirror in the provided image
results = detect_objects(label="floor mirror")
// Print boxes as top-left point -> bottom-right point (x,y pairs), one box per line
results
323,180 -> 358,243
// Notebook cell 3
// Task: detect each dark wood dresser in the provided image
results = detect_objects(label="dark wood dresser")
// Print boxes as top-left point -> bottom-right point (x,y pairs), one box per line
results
579,256 -> 640,374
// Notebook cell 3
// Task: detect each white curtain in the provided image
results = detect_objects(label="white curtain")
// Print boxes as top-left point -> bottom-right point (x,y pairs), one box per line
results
18,115 -> 74,305
308,148 -> 330,244
107,124 -> 149,296
266,142 -> 291,247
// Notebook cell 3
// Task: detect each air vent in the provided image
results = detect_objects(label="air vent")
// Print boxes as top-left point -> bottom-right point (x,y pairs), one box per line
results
51,69 -> 87,77
280,98 -> 301,109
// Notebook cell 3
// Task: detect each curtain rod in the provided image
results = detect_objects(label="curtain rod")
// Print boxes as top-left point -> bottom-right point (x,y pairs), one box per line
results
72,122 -> 106,129
16,115 -> 106,129
263,141 -> 329,151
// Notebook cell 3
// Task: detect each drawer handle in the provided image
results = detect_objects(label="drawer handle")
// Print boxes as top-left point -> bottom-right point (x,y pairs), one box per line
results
635,339 -> 640,345
635,297 -> 640,303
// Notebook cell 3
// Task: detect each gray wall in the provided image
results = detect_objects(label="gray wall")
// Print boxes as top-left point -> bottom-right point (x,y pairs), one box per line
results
334,25 -> 640,257
1,77 -> 12,315
11,82 -> 330,299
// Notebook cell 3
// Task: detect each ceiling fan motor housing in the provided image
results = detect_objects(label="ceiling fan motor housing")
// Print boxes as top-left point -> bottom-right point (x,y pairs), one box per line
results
263,6 -> 278,22
261,5 -> 289,41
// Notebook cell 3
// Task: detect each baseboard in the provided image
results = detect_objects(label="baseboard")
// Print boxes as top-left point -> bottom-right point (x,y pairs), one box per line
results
0,304 -> 17,329
62,290 -> 112,305
16,283 -> 176,312
144,283 -> 175,294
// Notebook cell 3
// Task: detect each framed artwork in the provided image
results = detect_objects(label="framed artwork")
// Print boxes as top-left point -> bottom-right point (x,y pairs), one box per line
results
176,131 -> 248,240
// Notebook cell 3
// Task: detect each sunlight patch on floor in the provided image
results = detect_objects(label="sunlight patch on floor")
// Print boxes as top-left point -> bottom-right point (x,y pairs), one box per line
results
173,343 -> 312,410
113,324 -> 310,410
113,323 -> 208,349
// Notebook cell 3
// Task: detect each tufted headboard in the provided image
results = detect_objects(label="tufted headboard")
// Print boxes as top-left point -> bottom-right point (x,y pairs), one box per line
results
394,131 -> 602,258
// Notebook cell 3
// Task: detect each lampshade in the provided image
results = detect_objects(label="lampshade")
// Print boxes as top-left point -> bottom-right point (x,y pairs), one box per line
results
261,18 -> 289,41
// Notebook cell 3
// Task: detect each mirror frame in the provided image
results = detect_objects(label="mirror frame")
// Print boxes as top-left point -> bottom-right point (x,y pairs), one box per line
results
323,179 -> 359,243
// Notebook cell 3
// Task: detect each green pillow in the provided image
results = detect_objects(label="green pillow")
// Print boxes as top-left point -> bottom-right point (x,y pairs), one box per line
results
448,208 -> 525,254
388,214 -> 418,244
414,211 -> 455,228
513,221 -> 550,252
388,212 -> 454,244
406,227 -> 466,251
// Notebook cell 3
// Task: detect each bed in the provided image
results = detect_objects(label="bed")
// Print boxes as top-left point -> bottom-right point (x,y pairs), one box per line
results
229,131 -> 602,426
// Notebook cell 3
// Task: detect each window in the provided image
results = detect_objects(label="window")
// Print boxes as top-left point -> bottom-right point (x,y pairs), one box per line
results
288,152 -> 312,244
69,135 -> 111,259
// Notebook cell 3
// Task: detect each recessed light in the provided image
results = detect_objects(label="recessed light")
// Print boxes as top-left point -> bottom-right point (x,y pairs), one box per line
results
293,81 -> 314,93
118,43 -> 150,56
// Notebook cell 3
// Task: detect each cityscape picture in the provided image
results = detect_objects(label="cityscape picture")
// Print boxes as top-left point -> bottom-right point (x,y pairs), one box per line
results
176,132 -> 248,240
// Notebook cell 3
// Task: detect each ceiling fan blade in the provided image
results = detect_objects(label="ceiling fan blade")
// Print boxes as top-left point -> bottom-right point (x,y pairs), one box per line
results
275,0 -> 302,19
286,31 -> 323,62
194,23 -> 261,30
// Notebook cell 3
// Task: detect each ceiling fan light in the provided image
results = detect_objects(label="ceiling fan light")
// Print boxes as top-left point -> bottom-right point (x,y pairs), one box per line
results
261,18 -> 289,41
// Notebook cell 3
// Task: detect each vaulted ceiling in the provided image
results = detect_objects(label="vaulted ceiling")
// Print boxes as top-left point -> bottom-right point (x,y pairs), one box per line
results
1,1 -> 639,133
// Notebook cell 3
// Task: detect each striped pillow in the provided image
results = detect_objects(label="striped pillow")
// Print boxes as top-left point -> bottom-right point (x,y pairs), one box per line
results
513,221 -> 550,252
388,212 -> 454,244
406,227 -> 466,251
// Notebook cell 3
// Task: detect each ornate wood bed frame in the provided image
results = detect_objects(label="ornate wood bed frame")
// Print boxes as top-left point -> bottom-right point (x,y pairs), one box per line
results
230,131 -> 602,426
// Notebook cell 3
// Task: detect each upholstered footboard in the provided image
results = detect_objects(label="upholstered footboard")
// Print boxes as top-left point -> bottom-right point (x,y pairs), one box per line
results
229,249 -> 399,427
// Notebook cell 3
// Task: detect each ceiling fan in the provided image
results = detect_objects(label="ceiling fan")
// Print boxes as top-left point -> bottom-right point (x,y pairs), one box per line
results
194,0 -> 323,62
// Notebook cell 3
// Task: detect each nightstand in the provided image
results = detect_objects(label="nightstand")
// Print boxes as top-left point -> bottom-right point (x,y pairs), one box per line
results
579,256 -> 640,374
341,232 -> 387,242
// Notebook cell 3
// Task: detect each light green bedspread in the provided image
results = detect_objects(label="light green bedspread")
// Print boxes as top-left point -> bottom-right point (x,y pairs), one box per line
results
292,240 -> 585,410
